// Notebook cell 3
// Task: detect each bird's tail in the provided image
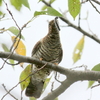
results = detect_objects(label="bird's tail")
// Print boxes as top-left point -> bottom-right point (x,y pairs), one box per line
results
25,79 -> 44,98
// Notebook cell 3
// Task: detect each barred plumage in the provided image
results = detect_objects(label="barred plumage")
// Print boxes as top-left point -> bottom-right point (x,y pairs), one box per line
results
25,19 -> 63,98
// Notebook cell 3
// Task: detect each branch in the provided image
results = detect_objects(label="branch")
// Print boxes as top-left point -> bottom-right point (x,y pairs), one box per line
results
1,52 -> 100,100
89,0 -> 100,14
2,84 -> 18,100
0,52 -> 67,75
92,0 -> 100,5
59,17 -> 100,44
42,1 -> 100,44
0,51 -> 100,80
42,79 -> 74,100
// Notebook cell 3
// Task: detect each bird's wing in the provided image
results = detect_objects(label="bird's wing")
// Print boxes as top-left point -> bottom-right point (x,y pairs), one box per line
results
58,48 -> 63,63
31,40 -> 42,56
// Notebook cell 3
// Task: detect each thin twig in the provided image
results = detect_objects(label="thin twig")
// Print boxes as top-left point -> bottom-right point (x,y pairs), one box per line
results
89,0 -> 100,14
91,83 -> 100,89
3,0 -> 20,30
42,0 -> 51,7
51,82 -> 54,92
54,72 -> 62,83
92,0 -> 100,5
2,58 -> 20,65
2,84 -> 18,100
0,52 -> 15,70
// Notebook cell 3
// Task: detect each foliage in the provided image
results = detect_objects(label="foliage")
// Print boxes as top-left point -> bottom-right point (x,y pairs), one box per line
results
10,0 -> 30,11
72,35 -> 85,63
34,7 -> 63,17
20,64 -> 31,91
68,0 -> 80,19
88,63 -> 100,88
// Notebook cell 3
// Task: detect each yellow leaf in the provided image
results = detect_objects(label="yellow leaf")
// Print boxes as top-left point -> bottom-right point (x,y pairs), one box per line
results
11,36 -> 26,56
72,36 -> 85,63
19,65 -> 31,91
11,36 -> 26,66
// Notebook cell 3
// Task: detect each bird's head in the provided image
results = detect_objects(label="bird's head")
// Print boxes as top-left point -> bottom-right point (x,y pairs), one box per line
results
48,17 -> 60,34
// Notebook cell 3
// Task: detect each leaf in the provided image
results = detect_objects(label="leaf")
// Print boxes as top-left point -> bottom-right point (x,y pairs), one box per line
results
34,11 -> 47,17
88,63 -> 100,88
9,59 -> 15,66
43,77 -> 52,92
11,36 -> 26,56
29,97 -> 37,100
38,0 -> 43,2
72,36 -> 85,63
2,43 -> 9,52
88,81 -> 95,88
34,7 -> 63,17
11,36 -> 26,66
21,0 -> 30,10
92,63 -> 100,71
8,26 -> 25,40
46,7 -> 63,17
41,5 -> 48,11
54,98 -> 59,100
8,26 -> 19,35
41,0 -> 56,10
10,0 -> 22,11
68,0 -> 80,19
1,43 -> 15,66
20,65 -> 31,91
0,11 -> 3,15
0,0 -> 2,6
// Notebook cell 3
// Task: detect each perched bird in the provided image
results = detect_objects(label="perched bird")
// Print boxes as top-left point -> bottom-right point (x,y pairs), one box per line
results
25,18 -> 63,98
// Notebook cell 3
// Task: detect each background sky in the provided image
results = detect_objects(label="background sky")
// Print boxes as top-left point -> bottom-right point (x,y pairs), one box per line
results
0,0 -> 100,100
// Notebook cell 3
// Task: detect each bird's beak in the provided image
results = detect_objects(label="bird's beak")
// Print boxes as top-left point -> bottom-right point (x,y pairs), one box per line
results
54,17 -> 60,31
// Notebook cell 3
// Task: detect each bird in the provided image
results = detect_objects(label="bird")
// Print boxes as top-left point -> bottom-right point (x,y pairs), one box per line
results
25,18 -> 63,98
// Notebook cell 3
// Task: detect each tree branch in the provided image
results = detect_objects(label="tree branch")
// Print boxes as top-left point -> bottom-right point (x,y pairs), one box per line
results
42,1 -> 100,44
92,0 -> 100,5
0,51 -> 100,80
59,17 -> 100,44
1,52 -> 100,100
42,79 -> 75,100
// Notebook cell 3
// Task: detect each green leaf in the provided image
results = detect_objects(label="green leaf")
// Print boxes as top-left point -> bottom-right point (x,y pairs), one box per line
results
72,36 -> 85,63
0,0 -> 2,6
88,63 -> 100,88
46,7 -> 63,17
10,0 -> 22,11
8,26 -> 19,35
54,98 -> 59,100
34,7 -> 63,17
41,0 -> 56,10
41,5 -> 48,11
92,63 -> 100,71
38,0 -> 43,2
19,65 -> 31,91
1,43 -> 15,66
68,0 -> 80,19
43,77 -> 52,92
88,81 -> 95,88
34,11 -> 47,17
2,43 -> 9,52
21,0 -> 30,9
8,26 -> 25,40
0,11 -> 3,15
9,59 -> 15,66
29,97 -> 37,100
